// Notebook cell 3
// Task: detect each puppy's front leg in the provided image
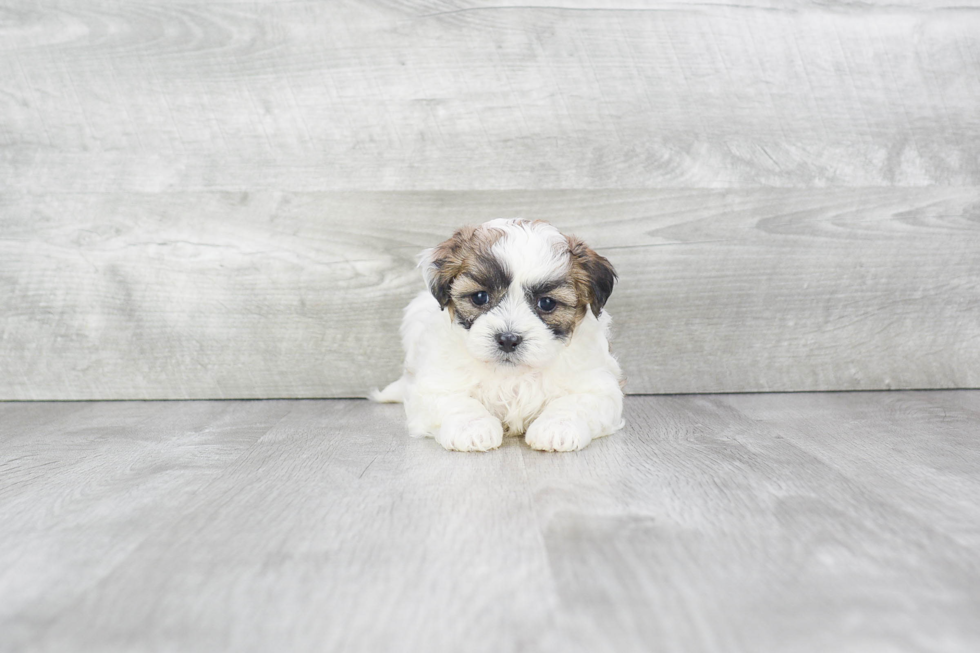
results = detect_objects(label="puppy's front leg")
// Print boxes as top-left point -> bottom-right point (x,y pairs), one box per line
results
525,393 -> 623,452
410,394 -> 503,452
437,397 -> 504,452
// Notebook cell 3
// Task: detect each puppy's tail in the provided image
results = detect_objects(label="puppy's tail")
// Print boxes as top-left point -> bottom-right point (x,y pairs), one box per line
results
369,376 -> 406,403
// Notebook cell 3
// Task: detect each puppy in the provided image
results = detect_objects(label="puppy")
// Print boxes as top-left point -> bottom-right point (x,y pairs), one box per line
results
372,219 -> 624,452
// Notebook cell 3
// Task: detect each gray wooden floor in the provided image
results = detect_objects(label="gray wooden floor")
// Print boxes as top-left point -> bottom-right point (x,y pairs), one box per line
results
2,393 -> 979,653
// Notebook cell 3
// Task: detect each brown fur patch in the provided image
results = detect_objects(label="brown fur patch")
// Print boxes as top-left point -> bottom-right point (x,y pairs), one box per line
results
424,225 -> 508,324
525,279 -> 580,339
565,235 -> 617,319
450,272 -> 509,329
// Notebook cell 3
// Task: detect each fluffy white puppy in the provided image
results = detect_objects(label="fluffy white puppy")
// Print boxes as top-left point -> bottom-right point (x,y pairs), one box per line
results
373,219 -> 624,452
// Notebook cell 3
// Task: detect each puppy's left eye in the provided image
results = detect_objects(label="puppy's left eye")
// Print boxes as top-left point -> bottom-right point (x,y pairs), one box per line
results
536,297 -> 557,313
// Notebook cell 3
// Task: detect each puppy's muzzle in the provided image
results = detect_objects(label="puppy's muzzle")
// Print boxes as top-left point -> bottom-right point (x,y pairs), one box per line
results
495,332 -> 523,353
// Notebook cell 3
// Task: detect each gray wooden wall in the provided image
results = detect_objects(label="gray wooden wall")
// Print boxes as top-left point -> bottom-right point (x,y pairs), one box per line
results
2,1 -> 979,399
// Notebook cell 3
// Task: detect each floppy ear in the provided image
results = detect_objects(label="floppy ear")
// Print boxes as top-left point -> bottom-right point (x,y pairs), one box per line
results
420,226 -> 476,311
567,235 -> 617,318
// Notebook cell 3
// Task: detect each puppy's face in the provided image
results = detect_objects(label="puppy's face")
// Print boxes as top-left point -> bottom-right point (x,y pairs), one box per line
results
422,219 -> 616,368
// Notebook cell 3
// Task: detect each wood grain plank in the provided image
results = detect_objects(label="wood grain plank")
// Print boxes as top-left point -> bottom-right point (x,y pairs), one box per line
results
2,188 -> 978,399
719,391 -> 980,548
1,2 -> 979,191
0,400 -> 293,652
522,395 -> 980,652
0,402 -> 92,439
4,394 -> 980,651
924,388 -> 980,417
25,400 -> 558,653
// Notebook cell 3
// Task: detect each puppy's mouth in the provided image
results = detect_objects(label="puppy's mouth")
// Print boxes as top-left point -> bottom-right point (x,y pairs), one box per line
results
490,349 -> 530,367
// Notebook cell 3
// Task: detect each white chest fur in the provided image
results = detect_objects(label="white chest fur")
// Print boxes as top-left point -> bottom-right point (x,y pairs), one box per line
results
472,368 -> 549,435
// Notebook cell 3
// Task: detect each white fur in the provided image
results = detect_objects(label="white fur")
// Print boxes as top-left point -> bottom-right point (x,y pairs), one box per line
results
374,219 -> 625,452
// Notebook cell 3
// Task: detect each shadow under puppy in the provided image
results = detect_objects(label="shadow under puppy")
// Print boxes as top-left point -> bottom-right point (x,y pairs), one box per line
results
373,218 -> 624,452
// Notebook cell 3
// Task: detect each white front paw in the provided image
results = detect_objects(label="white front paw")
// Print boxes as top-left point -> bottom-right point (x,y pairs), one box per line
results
437,415 -> 504,452
525,416 -> 593,452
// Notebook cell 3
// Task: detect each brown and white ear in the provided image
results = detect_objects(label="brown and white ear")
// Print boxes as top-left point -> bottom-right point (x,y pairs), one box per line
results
420,226 -> 476,311
567,235 -> 617,318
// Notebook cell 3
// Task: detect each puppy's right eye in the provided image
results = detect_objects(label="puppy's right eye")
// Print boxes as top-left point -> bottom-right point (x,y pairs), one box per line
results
471,291 -> 489,306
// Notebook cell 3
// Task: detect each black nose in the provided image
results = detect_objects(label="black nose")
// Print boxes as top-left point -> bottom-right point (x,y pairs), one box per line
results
495,332 -> 523,353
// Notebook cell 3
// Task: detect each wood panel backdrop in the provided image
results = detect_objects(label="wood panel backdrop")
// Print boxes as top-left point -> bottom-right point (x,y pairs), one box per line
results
2,1 -> 979,399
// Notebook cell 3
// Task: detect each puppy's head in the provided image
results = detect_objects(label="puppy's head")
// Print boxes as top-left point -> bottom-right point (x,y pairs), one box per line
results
421,219 -> 616,367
